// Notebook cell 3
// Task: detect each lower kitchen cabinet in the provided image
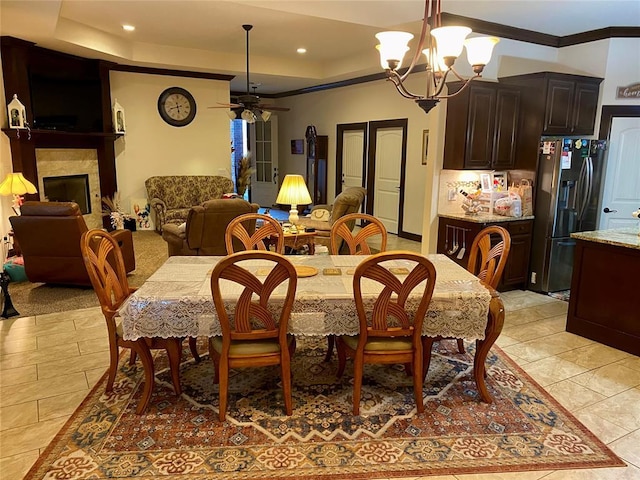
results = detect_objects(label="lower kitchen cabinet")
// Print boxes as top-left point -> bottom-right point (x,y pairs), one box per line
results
436,216 -> 533,291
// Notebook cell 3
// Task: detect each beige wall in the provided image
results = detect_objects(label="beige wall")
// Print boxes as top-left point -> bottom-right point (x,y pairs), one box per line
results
0,53 -> 15,240
2,37 -> 638,245
110,71 -> 232,204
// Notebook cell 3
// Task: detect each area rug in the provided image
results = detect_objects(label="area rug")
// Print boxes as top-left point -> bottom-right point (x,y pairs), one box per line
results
24,339 -> 624,479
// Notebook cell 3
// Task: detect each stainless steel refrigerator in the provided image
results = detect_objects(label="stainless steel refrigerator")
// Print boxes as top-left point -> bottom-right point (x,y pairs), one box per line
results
529,138 -> 607,293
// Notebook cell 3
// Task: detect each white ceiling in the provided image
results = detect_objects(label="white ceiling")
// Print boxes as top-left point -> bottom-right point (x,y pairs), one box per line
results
1,0 -> 639,94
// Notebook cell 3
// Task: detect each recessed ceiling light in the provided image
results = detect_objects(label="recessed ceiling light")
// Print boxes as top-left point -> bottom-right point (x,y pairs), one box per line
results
297,48 -> 306,54
122,25 -> 135,32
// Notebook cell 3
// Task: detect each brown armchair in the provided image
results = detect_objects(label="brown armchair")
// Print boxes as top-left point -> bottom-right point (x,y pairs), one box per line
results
162,198 -> 259,256
9,201 -> 135,286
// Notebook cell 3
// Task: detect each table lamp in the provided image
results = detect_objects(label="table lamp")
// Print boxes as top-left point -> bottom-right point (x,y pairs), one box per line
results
276,174 -> 312,224
0,172 -> 38,215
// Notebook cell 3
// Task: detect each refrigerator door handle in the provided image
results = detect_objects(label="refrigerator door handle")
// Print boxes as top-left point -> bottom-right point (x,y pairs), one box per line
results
575,158 -> 589,221
579,157 -> 594,221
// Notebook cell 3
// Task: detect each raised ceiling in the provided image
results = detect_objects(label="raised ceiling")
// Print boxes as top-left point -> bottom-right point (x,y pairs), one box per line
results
1,0 -> 639,94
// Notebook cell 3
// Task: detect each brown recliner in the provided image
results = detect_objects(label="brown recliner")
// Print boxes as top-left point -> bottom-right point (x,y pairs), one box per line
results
162,198 -> 259,256
9,201 -> 135,286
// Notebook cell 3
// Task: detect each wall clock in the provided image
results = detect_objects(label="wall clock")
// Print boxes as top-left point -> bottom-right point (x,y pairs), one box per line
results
157,87 -> 196,127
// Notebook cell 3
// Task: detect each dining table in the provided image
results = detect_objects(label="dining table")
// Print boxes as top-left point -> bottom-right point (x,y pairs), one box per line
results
118,253 -> 505,413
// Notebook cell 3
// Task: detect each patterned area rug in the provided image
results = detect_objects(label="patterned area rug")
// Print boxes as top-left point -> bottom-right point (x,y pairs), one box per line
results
24,338 -> 623,479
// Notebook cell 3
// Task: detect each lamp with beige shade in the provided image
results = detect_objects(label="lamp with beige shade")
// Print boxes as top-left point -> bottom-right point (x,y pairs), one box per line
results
276,174 -> 312,225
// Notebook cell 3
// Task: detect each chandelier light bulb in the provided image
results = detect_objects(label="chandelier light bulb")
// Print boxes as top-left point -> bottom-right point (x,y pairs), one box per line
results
260,110 -> 272,122
430,26 -> 471,61
375,31 -> 414,70
465,36 -> 500,69
422,48 -> 448,73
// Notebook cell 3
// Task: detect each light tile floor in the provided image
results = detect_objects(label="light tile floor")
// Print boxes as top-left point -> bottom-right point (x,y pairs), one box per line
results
1,234 -> 639,479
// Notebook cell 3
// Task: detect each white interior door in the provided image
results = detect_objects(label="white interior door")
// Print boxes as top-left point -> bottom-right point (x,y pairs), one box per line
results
341,130 -> 365,192
250,116 -> 278,207
373,127 -> 403,234
599,117 -> 640,229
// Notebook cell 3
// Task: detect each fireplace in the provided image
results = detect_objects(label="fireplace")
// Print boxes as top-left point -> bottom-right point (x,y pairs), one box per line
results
43,174 -> 91,214
35,148 -> 103,228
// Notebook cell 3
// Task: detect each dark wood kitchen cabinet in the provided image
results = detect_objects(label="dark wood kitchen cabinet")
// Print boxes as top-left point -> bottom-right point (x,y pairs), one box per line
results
443,81 -> 523,171
500,72 -> 602,136
437,216 -> 533,291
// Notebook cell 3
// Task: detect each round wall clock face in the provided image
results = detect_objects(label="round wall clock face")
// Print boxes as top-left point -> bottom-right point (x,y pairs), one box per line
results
157,87 -> 197,127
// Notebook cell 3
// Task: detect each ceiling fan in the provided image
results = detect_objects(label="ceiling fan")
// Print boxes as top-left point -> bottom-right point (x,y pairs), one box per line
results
210,24 -> 289,123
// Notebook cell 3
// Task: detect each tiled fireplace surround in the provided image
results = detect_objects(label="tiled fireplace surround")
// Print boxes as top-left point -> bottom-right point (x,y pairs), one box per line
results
35,148 -> 103,228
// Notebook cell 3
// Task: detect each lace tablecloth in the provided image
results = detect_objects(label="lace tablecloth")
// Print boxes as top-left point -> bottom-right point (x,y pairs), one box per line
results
119,254 -> 492,341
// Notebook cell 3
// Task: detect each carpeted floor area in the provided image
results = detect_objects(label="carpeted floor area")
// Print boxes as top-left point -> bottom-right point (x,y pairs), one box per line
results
23,337 -> 623,480
6,231 -> 167,318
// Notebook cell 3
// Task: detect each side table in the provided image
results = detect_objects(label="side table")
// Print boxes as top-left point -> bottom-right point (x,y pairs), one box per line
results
283,231 -> 317,255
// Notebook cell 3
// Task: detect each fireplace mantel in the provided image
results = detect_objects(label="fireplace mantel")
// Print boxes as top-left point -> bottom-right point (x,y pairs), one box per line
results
2,129 -> 122,142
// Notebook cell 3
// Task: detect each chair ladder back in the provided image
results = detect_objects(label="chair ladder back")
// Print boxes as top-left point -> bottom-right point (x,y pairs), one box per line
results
467,226 -> 511,289
330,213 -> 387,255
211,251 -> 297,340
354,251 -> 436,339
226,213 -> 284,254
81,229 -> 130,311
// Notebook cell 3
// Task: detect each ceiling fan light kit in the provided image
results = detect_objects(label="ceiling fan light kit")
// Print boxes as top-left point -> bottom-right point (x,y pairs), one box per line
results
376,0 -> 499,114
210,24 -> 289,122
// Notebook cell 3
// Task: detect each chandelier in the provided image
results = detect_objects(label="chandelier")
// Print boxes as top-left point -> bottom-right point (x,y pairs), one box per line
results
375,0 -> 499,113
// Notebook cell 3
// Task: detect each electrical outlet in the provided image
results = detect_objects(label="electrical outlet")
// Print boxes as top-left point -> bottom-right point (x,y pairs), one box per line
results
530,272 -> 537,284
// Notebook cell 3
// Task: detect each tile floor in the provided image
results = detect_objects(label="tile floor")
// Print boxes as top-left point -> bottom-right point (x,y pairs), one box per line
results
1,234 -> 639,479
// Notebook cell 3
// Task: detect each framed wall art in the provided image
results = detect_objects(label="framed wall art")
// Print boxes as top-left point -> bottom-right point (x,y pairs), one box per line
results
291,139 -> 304,155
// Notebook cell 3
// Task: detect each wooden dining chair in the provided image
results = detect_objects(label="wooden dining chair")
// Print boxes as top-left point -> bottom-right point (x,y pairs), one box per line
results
80,229 -> 196,414
225,213 -> 285,254
209,250 -> 298,421
336,251 -> 436,415
330,212 -> 388,255
423,225 -> 511,376
325,212 -> 389,361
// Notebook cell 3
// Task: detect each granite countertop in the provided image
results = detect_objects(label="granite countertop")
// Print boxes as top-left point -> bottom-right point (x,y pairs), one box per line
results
438,212 -> 535,223
571,227 -> 640,250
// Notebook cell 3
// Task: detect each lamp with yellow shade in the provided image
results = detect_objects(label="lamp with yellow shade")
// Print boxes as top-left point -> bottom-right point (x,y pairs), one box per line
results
0,173 -> 38,215
276,174 -> 312,225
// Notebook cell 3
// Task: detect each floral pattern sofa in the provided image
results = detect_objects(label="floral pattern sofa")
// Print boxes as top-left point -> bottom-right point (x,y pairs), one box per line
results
145,175 -> 234,232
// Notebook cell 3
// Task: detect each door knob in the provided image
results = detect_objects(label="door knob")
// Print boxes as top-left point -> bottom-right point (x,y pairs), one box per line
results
603,207 -> 617,213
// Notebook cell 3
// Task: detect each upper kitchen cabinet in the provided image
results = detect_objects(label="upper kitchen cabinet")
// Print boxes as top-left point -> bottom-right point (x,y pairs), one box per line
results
500,72 -> 602,136
443,81 -> 524,170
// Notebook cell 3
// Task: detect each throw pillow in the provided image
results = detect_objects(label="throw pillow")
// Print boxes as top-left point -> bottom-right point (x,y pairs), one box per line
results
310,208 -> 330,222
178,222 -> 187,233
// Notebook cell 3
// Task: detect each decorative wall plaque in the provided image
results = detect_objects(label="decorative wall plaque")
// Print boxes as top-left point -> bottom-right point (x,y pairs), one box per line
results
616,82 -> 640,99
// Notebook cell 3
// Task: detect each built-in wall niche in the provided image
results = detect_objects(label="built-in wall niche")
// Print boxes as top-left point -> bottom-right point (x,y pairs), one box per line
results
43,174 -> 91,214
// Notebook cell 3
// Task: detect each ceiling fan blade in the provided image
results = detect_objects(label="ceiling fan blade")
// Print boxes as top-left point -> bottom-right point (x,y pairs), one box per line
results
259,105 -> 290,112
208,102 -> 242,109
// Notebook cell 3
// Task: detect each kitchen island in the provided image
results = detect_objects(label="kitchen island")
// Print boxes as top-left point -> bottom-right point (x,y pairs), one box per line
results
567,227 -> 640,356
